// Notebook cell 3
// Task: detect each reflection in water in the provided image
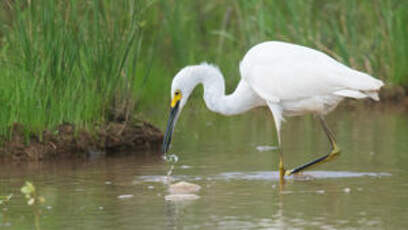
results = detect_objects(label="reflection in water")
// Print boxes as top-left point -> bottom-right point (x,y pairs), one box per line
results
165,198 -> 198,230
1,106 -> 408,229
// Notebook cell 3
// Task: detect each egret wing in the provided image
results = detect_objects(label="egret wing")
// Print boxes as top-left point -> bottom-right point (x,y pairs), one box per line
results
240,41 -> 383,102
243,60 -> 346,101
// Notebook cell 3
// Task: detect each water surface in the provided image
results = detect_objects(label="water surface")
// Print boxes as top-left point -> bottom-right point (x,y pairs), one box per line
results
1,105 -> 407,229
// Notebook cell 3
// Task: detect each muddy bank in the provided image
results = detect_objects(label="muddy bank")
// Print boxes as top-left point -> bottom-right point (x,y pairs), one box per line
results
0,121 -> 163,161
379,85 -> 408,102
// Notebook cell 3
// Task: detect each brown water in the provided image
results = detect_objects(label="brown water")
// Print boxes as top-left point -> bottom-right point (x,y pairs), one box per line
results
1,105 -> 408,230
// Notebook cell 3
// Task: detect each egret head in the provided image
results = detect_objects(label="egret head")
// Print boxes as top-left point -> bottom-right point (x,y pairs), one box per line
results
162,66 -> 198,154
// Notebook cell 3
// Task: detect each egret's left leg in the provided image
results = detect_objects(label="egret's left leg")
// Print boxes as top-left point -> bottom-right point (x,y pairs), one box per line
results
267,102 -> 286,181
285,115 -> 341,176
276,129 -> 286,181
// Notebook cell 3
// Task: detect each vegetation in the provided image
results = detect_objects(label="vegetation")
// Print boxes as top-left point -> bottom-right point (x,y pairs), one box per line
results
0,193 -> 12,226
0,0 -> 407,140
21,181 -> 45,230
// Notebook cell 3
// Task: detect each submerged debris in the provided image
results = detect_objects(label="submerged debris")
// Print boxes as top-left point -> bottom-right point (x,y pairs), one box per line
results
164,181 -> 202,201
117,194 -> 134,199
256,145 -> 278,152
169,181 -> 201,194
180,165 -> 192,169
343,188 -> 351,193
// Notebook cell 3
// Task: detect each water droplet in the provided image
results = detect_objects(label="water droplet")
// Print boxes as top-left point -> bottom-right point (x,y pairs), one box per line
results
162,154 -> 179,163
271,184 -> 277,189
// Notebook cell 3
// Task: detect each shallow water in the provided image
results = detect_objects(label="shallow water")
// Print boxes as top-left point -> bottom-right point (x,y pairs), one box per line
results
1,105 -> 408,229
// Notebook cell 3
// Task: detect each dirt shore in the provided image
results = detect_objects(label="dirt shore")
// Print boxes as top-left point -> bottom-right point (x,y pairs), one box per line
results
0,121 -> 163,161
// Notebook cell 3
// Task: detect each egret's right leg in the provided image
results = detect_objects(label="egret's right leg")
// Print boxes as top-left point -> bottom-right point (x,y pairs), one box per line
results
285,115 -> 341,175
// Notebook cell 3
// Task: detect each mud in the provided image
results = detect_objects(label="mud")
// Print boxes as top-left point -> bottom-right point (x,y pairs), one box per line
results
0,121 -> 163,161
379,85 -> 408,105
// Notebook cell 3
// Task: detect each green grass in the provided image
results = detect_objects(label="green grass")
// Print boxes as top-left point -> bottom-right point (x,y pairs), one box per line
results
0,0 -> 407,141
0,0 -> 154,138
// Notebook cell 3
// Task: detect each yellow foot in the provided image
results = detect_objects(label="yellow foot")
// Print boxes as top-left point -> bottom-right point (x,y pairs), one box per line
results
279,167 -> 286,181
322,148 -> 341,163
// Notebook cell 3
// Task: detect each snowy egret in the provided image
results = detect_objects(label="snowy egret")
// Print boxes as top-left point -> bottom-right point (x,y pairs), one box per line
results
162,41 -> 384,181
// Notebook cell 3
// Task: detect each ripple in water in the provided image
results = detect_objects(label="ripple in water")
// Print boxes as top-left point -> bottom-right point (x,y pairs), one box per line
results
216,171 -> 392,181
135,171 -> 391,183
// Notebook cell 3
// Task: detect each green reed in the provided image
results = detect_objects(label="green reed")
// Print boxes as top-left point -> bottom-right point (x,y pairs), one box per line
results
0,0 -> 154,139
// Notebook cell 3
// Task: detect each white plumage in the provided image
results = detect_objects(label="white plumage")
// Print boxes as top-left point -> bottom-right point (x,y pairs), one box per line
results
163,41 -> 384,180
240,41 -> 382,102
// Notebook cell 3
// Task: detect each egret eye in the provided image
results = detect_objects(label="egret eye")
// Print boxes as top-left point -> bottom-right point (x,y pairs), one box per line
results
170,90 -> 182,108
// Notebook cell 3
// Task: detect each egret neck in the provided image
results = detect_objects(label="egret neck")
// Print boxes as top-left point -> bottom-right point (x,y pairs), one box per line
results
178,64 -> 264,116
162,64 -> 264,154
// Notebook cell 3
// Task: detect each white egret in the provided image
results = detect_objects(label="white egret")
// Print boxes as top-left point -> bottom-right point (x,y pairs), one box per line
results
162,41 -> 384,181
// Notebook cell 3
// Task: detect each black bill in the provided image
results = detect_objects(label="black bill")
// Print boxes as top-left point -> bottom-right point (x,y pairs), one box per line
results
162,101 -> 180,154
